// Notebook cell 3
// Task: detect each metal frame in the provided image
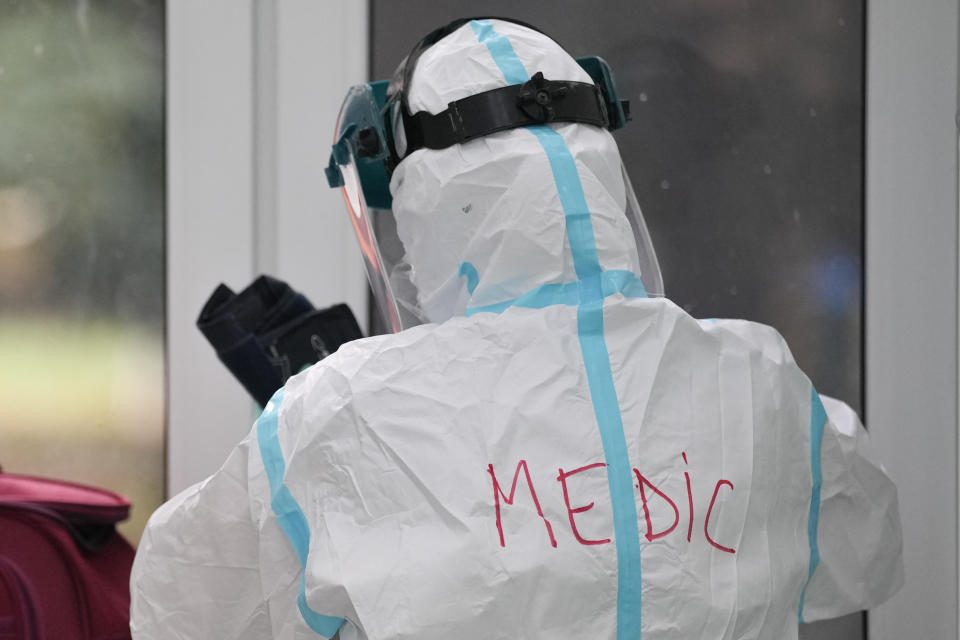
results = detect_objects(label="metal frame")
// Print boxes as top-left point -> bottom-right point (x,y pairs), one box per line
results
166,0 -> 368,494
865,0 -> 959,637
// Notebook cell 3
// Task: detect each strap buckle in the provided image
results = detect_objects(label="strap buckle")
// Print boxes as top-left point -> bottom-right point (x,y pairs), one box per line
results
516,72 -> 569,123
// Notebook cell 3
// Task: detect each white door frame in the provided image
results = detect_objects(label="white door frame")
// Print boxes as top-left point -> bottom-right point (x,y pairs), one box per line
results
866,0 -> 959,638
166,0 -> 368,495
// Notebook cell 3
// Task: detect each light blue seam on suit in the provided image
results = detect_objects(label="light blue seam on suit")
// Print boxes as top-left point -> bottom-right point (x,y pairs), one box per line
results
465,269 -> 648,316
798,388 -> 826,622
469,19 -> 644,639
458,261 -> 480,295
256,390 -> 345,638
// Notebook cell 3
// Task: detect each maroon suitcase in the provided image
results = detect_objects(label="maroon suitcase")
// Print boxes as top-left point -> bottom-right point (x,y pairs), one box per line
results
0,470 -> 134,640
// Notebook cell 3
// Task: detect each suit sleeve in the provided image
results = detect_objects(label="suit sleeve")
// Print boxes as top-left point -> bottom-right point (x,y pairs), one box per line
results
799,395 -> 904,621
129,431 -> 275,639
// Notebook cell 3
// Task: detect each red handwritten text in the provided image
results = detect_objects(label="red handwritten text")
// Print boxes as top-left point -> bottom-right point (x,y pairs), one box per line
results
487,452 -> 736,553
488,460 -> 558,548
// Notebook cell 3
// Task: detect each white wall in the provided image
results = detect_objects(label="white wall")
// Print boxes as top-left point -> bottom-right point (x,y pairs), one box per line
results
166,0 -> 368,495
866,0 -> 959,637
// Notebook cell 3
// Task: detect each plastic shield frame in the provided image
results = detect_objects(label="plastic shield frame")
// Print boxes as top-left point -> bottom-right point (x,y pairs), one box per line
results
329,83 -> 412,333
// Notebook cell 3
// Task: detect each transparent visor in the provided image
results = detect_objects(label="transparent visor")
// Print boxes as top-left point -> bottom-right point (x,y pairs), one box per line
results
337,158 -> 413,334
623,168 -> 664,298
337,154 -> 664,334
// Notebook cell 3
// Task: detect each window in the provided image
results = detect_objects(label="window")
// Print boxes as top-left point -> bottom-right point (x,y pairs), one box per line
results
0,0 -> 165,543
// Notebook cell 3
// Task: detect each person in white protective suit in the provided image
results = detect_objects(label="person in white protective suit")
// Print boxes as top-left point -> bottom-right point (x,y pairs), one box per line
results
130,17 -> 903,640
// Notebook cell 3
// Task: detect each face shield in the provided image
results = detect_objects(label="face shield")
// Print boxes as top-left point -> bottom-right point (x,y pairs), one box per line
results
326,18 -> 663,332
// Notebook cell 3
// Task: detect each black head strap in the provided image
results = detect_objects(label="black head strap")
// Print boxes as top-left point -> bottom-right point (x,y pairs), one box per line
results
402,71 -> 609,152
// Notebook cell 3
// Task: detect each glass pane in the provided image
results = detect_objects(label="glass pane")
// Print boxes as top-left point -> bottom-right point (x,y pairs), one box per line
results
372,2 -> 864,637
0,0 -> 165,544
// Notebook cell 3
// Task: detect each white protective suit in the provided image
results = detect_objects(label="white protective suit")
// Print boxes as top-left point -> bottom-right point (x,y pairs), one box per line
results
130,19 -> 903,640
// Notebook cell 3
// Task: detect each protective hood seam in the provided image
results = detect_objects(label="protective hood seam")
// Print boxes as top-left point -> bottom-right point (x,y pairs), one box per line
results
469,18 -> 644,639
256,390 -> 346,638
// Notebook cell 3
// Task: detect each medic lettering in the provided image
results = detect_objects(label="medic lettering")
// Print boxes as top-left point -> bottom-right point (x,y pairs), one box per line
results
487,460 -> 557,548
487,452 -> 737,553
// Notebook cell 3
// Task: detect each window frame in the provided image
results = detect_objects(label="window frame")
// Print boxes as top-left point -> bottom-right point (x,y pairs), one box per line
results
865,0 -> 959,637
166,0 -> 368,494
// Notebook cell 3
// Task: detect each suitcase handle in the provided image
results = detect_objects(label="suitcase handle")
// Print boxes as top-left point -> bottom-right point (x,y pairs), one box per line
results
0,501 -> 118,554
0,472 -> 130,524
